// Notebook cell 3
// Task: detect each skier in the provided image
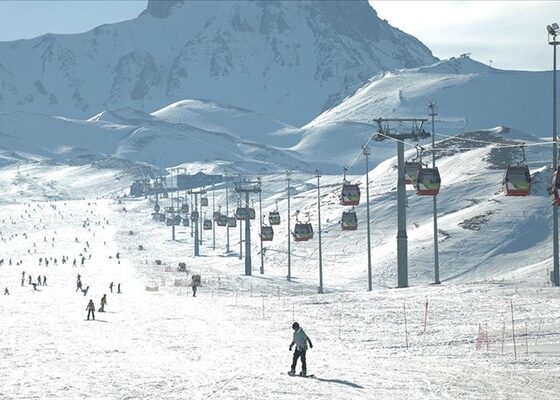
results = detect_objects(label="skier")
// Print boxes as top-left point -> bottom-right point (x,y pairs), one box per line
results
289,322 -> 313,377
86,299 -> 95,320
192,281 -> 197,297
109,282 -> 114,293
98,294 -> 107,312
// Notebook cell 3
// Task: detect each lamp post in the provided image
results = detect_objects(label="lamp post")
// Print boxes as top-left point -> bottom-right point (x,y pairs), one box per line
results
287,170 -> 292,281
225,176 -> 230,253
549,23 -> 560,286
315,169 -> 323,294
363,145 -> 372,291
428,101 -> 441,285
258,177 -> 264,274
212,182 -> 216,250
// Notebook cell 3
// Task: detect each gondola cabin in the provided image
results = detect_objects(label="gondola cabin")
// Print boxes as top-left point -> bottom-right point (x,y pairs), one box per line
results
404,161 -> 422,185
166,215 -> 181,226
227,217 -> 237,228
216,215 -> 228,226
182,217 -> 189,227
341,211 -> 358,231
340,183 -> 360,206
293,223 -> 313,242
260,226 -> 274,241
181,203 -> 189,213
191,211 -> 199,222
235,207 -> 256,220
503,165 -> 531,196
552,167 -> 560,206
268,210 -> 281,225
213,211 -> 221,221
415,168 -> 441,196
200,197 -> 209,207
203,219 -> 213,230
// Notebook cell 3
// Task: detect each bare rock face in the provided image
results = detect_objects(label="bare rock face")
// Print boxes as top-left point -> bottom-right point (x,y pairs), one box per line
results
0,0 -> 437,125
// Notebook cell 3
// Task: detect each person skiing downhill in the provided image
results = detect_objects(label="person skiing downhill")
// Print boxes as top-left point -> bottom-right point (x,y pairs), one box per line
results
289,322 -> 313,377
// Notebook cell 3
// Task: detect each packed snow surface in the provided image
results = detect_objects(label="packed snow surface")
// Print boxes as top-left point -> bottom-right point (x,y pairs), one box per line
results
0,146 -> 559,398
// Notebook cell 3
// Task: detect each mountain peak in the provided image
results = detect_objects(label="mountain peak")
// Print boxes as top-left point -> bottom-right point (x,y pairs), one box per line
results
141,0 -> 186,18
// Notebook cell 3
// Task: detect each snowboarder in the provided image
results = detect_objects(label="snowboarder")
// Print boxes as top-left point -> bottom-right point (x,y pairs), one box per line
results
289,322 -> 313,377
86,299 -> 95,320
81,286 -> 89,297
98,294 -> 107,312
109,282 -> 114,293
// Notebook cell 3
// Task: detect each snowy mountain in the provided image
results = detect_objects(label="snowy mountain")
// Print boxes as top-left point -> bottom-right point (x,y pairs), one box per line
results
307,56 -> 553,136
0,0 -> 437,125
0,103 -> 310,173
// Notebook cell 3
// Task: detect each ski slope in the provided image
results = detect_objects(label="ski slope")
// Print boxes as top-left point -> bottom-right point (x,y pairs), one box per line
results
0,131 -> 560,398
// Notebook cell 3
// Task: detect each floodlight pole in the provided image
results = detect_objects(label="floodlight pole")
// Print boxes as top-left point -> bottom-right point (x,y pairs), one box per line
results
244,191 -> 251,276
315,169 -> 323,294
429,101 -> 441,285
239,198 -> 243,260
287,170 -> 292,281
226,177 -> 230,253
193,192 -> 200,256
190,192 -> 194,238
550,25 -> 560,286
199,190 -> 203,245
258,177 -> 264,274
364,145 -> 373,291
212,182 -> 216,250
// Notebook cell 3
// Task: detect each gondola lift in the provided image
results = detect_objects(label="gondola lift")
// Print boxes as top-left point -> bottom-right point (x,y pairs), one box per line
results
340,167 -> 360,206
293,211 -> 313,242
416,167 -> 441,196
341,209 -> 358,231
503,145 -> 531,196
268,202 -> 281,225
260,225 -> 274,241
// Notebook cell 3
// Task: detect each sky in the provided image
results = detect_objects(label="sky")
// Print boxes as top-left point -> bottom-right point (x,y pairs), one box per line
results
0,1 -> 558,71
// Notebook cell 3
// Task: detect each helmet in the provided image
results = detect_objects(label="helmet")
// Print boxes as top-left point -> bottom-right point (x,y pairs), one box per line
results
292,322 -> 299,330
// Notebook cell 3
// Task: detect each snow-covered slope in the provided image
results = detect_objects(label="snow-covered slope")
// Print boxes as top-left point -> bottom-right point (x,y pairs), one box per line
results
0,105 -> 309,172
307,57 -> 553,136
0,0 -> 436,125
151,100 -> 300,147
